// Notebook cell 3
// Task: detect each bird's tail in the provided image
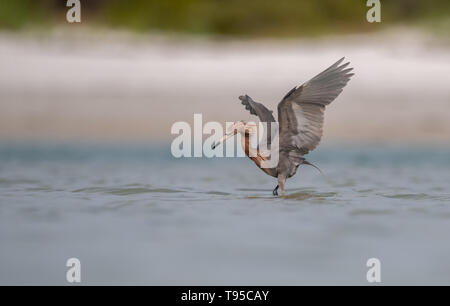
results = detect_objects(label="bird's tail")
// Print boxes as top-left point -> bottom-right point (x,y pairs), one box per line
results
302,159 -> 324,176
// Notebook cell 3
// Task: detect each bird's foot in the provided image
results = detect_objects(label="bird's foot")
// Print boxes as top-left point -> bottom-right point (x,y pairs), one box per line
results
272,185 -> 279,196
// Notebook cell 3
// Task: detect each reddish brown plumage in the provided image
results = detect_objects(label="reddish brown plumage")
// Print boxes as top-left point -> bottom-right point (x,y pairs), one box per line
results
242,133 -> 273,176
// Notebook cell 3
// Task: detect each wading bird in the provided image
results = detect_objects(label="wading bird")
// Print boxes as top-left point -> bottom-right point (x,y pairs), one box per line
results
212,58 -> 354,196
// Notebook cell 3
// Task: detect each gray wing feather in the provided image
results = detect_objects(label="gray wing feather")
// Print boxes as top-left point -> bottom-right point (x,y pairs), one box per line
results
239,95 -> 276,123
278,57 -> 354,156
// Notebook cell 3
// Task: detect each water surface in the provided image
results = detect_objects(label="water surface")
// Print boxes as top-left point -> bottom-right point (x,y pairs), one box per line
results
0,143 -> 449,285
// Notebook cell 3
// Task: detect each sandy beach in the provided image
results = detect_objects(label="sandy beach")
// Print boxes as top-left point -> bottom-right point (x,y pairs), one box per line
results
1,28 -> 449,143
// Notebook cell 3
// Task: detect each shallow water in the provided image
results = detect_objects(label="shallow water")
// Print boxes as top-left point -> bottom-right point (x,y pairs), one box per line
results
0,143 -> 449,285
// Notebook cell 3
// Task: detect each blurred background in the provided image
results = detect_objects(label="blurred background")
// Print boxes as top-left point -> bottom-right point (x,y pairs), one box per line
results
1,0 -> 450,285
1,0 -> 450,35
0,0 -> 449,143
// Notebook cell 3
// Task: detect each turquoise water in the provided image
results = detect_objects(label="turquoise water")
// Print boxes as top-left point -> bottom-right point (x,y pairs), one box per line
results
0,142 -> 450,285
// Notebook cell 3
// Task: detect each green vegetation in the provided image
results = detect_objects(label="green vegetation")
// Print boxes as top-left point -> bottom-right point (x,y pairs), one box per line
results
1,0 -> 449,37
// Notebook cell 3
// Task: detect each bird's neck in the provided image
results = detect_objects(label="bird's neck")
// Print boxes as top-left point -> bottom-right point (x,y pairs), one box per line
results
241,133 -> 258,157
241,132 -> 275,177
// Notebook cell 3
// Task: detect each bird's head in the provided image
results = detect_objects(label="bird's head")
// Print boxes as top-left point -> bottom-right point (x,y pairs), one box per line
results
211,120 -> 257,149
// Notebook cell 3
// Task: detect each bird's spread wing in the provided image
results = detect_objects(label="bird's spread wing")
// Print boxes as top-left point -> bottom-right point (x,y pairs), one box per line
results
277,57 -> 354,155
239,95 -> 276,123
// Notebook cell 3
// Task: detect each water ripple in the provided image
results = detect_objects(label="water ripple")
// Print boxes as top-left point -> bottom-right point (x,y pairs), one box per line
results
382,193 -> 449,201
72,186 -> 182,195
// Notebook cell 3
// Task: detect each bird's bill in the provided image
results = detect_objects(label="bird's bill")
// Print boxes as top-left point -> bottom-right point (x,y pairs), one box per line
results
211,131 -> 235,150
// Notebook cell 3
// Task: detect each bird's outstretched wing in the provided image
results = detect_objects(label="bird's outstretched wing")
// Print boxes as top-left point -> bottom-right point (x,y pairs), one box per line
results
277,57 -> 354,155
239,95 -> 276,123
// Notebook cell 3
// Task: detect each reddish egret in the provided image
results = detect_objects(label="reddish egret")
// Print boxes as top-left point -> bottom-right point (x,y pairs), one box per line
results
212,58 -> 354,196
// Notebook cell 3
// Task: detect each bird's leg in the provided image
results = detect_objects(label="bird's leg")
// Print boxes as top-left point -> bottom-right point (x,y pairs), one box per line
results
277,175 -> 286,196
272,185 -> 279,196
